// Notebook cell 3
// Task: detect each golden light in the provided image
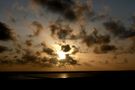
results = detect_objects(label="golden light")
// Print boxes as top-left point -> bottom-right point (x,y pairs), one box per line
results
57,51 -> 66,60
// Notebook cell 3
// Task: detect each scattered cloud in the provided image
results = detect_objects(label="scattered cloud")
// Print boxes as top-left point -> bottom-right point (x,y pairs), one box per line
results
0,0 -> 135,67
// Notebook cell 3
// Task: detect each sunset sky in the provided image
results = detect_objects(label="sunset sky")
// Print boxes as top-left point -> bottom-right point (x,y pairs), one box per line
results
0,0 -> 135,71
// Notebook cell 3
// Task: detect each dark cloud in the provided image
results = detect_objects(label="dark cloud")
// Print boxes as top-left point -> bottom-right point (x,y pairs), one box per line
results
57,27 -> 72,40
97,35 -> 110,44
50,24 -> 59,36
100,44 -> 117,52
35,51 -> 41,56
25,40 -> 33,47
32,0 -> 77,21
82,35 -> 96,47
50,25 -> 111,48
31,21 -> 43,36
67,25 -> 87,40
104,21 -> 125,37
41,42 -> 55,55
94,44 -> 117,54
49,23 -> 73,40
65,54 -> 77,65
41,42 -> 47,47
0,22 -> 15,41
43,47 -> 54,55
64,8 -> 77,21
0,45 -> 9,53
71,45 -> 79,54
82,28 -> 111,47
0,59 -> 12,64
1,48 -> 54,66
103,20 -> 135,38
79,25 -> 87,38
49,57 -> 58,64
1,50 -> 38,65
61,44 -> 71,52
15,44 -> 22,54
22,50 -> 38,63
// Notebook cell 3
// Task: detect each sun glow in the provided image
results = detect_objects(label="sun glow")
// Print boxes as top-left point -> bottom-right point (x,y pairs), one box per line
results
57,51 -> 66,60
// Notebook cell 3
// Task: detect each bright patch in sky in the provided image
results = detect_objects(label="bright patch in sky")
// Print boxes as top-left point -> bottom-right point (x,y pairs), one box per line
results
57,51 -> 66,60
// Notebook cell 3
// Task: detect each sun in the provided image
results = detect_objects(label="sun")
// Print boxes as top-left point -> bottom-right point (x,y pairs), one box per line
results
57,51 -> 66,60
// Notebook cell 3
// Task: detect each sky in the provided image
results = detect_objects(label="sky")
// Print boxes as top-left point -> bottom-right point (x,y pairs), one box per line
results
0,0 -> 135,71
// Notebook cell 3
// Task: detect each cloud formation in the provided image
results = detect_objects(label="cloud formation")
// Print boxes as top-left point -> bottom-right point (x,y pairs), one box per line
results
25,40 -> 33,47
94,44 -> 117,54
0,22 -> 15,41
22,50 -> 38,63
103,20 -> 135,39
43,47 -> 54,55
82,28 -> 110,47
65,54 -> 77,65
49,23 -> 73,40
32,0 -> 77,21
41,42 -> 55,55
0,45 -> 9,53
71,45 -> 79,54
61,44 -> 71,52
31,21 -> 43,36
